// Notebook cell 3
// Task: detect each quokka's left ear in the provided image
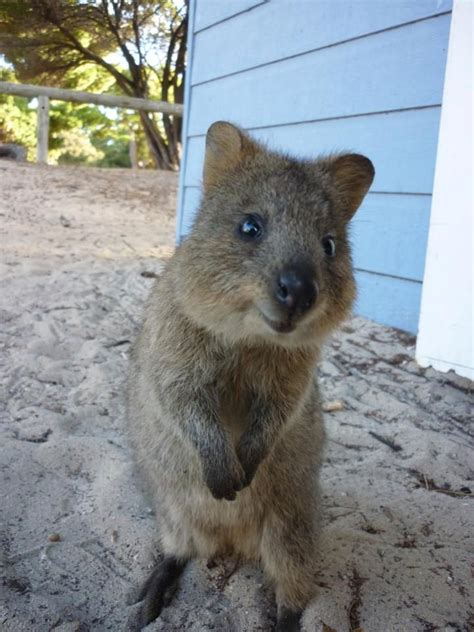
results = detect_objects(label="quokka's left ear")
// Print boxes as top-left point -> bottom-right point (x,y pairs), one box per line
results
203,121 -> 259,192
329,154 -> 375,221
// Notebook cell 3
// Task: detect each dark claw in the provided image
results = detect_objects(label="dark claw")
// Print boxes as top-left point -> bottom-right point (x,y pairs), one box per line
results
211,487 -> 236,501
276,607 -> 302,632
233,478 -> 244,492
242,466 -> 257,488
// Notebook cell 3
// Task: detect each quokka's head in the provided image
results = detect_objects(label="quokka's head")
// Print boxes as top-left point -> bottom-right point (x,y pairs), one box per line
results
177,121 -> 374,348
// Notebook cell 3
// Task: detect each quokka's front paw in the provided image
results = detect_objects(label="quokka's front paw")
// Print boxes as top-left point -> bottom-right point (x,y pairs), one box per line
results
204,457 -> 246,501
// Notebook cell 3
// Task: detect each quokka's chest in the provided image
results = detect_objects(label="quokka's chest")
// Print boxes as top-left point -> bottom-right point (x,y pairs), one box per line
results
211,349 -> 313,444
214,367 -> 255,444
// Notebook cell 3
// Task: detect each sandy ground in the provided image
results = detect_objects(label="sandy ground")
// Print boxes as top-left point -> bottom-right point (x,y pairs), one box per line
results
0,159 -> 472,632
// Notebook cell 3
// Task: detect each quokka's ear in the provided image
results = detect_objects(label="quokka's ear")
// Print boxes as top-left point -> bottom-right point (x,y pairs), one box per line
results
329,154 -> 375,221
203,121 -> 259,191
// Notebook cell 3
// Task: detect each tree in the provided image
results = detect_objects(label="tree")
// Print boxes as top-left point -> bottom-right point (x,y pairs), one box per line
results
0,0 -> 187,170
0,67 -> 37,158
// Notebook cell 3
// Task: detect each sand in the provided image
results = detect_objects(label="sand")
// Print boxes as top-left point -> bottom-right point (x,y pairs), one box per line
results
0,159 -> 472,632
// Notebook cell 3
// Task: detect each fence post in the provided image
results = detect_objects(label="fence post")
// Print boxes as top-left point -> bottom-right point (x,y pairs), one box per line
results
129,135 -> 138,169
37,95 -> 49,164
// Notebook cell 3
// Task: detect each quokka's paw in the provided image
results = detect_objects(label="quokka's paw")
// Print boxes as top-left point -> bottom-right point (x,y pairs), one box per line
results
134,556 -> 186,629
204,458 -> 246,501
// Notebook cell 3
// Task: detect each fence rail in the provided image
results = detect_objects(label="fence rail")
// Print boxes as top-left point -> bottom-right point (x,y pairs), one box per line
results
0,80 -> 183,164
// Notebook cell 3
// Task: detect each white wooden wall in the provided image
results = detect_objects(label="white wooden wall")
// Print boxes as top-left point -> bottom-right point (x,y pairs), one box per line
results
416,0 -> 473,380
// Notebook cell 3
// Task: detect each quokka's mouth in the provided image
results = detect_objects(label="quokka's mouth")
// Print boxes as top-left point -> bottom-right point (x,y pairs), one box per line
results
260,312 -> 295,334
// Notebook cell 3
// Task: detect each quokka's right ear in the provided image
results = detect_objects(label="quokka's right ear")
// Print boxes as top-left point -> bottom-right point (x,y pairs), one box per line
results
203,121 -> 259,191
329,153 -> 375,221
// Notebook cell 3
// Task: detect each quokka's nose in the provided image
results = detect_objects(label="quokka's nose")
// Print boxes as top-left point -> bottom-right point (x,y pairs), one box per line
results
275,267 -> 318,315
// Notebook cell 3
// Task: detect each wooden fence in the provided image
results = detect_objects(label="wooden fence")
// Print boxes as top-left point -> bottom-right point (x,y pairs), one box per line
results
0,81 -> 183,164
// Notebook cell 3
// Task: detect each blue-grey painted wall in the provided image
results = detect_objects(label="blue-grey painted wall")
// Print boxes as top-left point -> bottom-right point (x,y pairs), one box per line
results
177,0 -> 452,333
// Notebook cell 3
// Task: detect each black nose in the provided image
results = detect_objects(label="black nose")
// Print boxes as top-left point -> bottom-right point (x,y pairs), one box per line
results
275,267 -> 318,315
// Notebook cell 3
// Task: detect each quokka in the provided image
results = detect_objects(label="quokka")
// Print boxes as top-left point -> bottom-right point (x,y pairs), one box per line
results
127,121 -> 374,631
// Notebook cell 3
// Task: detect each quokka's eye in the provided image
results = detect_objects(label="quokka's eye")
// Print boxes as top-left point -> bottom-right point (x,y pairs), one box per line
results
322,235 -> 336,257
238,214 -> 263,240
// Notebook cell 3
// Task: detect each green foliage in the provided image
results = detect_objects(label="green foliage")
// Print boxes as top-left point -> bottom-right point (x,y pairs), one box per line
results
0,68 -> 36,159
0,0 -> 187,169
94,137 -> 130,168
48,101 -> 104,165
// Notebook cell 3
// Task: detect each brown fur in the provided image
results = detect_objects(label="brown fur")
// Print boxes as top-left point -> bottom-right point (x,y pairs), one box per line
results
127,121 -> 374,628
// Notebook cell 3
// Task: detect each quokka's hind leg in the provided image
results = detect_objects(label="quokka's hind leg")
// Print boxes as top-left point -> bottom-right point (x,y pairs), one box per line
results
136,555 -> 187,628
260,497 -> 320,632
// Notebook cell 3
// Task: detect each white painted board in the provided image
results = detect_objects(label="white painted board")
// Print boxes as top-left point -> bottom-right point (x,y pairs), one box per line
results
416,0 -> 474,379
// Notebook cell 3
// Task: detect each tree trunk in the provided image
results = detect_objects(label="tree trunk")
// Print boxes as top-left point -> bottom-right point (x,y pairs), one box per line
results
158,9 -> 187,170
138,110 -> 179,171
